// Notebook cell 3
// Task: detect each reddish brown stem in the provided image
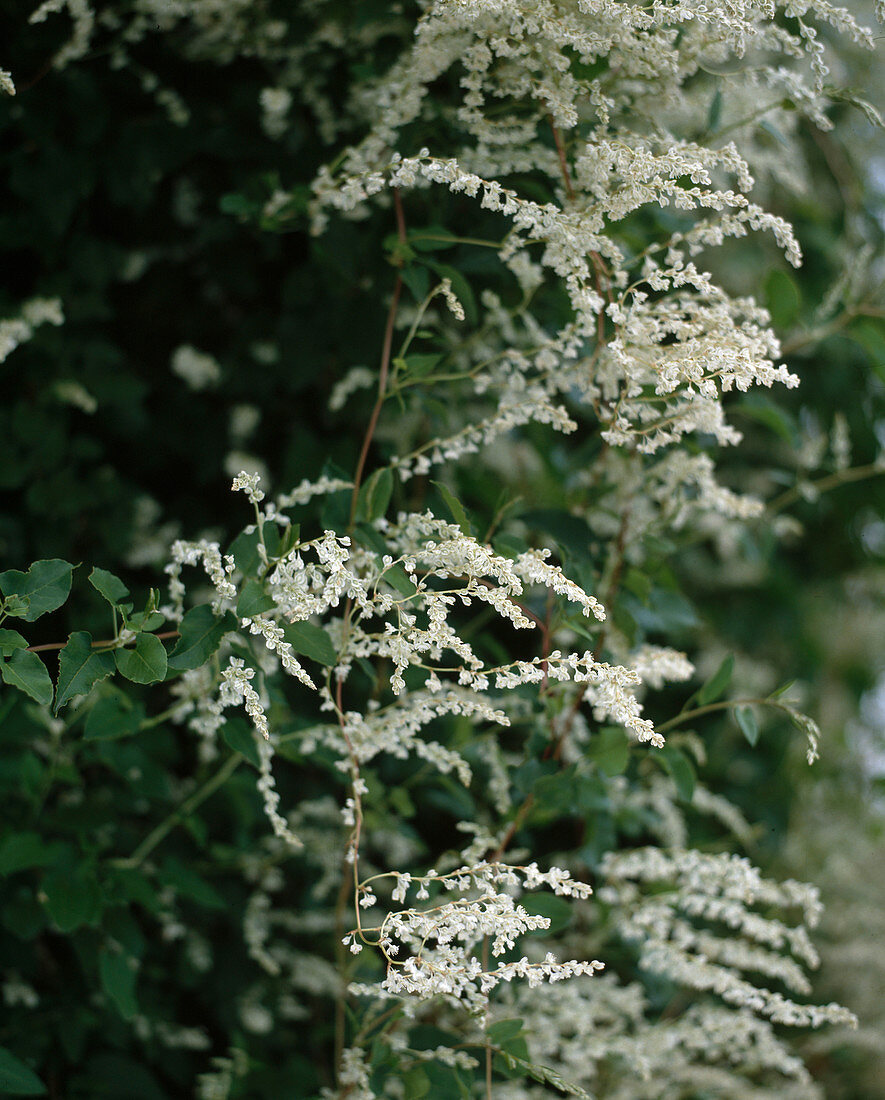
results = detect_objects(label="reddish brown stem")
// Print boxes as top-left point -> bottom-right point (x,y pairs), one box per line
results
547,113 -> 611,347
27,629 -> 180,654
348,188 -> 407,527
545,508 -> 631,761
548,113 -> 576,202
489,793 -> 535,862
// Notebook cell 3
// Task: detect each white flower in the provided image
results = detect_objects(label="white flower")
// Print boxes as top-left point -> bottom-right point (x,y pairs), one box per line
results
170,345 -> 221,390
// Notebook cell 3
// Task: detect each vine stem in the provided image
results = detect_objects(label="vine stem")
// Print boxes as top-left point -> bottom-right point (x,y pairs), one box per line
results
545,507 -> 631,762
27,629 -> 180,653
765,461 -> 885,516
547,113 -> 576,202
654,695 -> 788,736
111,753 -> 241,870
337,191 -> 409,1081
547,112 -> 611,345
483,934 -> 493,1099
348,187 -> 407,528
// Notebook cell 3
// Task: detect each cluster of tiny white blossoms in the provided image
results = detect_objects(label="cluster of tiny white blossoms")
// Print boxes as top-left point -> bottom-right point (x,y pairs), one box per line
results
165,538 -> 237,619
29,0 -> 95,69
301,0 -> 876,534
258,86 -> 292,140
494,977 -> 819,1097
85,0 -> 874,1087
599,848 -> 857,1028
170,344 -> 221,391
347,862 -> 602,1014
0,297 -> 64,365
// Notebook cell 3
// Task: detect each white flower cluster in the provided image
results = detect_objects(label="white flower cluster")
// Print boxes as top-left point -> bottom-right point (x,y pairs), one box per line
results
125,0 -> 870,1082
494,975 -> 819,1097
305,0 -> 873,494
165,537 -> 237,617
215,658 -> 303,850
314,689 -> 508,785
230,470 -> 265,505
348,861 -> 600,1012
0,297 -> 64,365
629,645 -> 695,691
600,848 -> 856,1028
30,0 -> 95,68
259,86 -> 291,139
170,344 -> 221,391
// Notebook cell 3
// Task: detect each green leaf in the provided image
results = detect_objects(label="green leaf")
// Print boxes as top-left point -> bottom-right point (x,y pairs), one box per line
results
738,393 -> 798,444
827,87 -> 884,127
160,858 -> 224,909
708,86 -> 723,131
219,191 -> 262,218
696,654 -> 734,706
659,746 -> 696,802
520,509 -> 593,558
529,767 -> 579,824
768,679 -> 796,700
282,621 -> 338,667
589,726 -> 630,776
735,705 -> 760,746
1,595 -> 30,618
628,587 -> 698,633
99,949 -> 138,1020
382,564 -> 418,598
409,226 -> 459,251
492,533 -> 528,559
88,567 -> 130,606
0,629 -> 28,658
432,481 -> 471,535
759,118 -> 789,146
519,894 -> 573,935
487,1019 -> 524,1046
764,268 -> 801,329
167,606 -> 236,671
0,559 -> 73,622
357,467 -> 394,523
277,523 -> 301,558
127,609 -> 165,633
421,1063 -> 470,1100
0,1047 -> 47,1095
1,649 -> 53,706
850,319 -> 885,384
495,1051 -> 591,1098
400,352 -> 444,378
55,632 -> 116,711
83,696 -> 144,741
401,264 -> 430,303
42,867 -> 102,932
236,578 -> 275,619
354,522 -> 388,556
229,528 -> 263,575
114,633 -> 167,685
400,1067 -> 430,1098
0,833 -> 56,876
222,717 -> 261,768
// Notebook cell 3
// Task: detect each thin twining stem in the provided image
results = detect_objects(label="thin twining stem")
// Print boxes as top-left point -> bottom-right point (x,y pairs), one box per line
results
348,187 -> 408,528
27,629 -> 180,653
655,695 -> 795,736
766,461 -> 885,516
111,752 -> 241,870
